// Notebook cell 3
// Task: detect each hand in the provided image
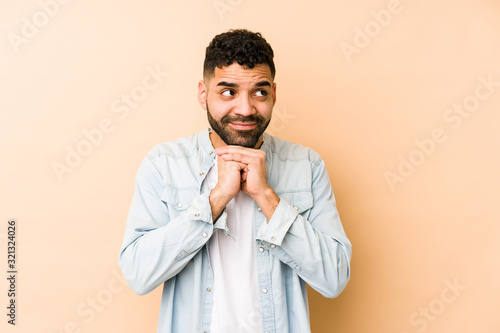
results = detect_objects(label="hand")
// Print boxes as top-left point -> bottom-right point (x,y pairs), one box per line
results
210,146 -> 280,222
208,152 -> 247,222
214,152 -> 246,199
215,146 -> 271,199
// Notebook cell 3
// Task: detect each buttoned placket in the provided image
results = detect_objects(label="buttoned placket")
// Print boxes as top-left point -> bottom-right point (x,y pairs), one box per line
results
199,146 -> 217,333
253,141 -> 277,333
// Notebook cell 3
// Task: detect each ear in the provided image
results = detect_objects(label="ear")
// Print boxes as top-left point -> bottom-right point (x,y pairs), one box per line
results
198,80 -> 208,110
272,82 -> 277,106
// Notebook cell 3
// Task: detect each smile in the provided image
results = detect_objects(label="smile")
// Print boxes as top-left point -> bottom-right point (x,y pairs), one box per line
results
229,122 -> 257,130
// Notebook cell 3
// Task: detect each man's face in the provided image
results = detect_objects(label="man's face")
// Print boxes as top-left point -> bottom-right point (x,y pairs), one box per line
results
198,63 -> 276,148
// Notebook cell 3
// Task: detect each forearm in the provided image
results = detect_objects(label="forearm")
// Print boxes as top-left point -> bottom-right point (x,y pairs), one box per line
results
119,155 -> 215,295
253,187 -> 280,221
256,160 -> 351,298
209,185 -> 233,222
119,212 -> 213,295
261,201 -> 351,298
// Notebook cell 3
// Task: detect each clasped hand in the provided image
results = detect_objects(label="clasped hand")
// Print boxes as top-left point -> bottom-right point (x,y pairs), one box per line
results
209,145 -> 280,222
214,146 -> 270,200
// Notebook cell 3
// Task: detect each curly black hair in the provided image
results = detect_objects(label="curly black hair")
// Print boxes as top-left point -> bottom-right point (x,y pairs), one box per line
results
203,29 -> 275,79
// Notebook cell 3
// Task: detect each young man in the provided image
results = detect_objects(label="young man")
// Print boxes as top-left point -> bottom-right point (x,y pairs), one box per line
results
119,29 -> 352,333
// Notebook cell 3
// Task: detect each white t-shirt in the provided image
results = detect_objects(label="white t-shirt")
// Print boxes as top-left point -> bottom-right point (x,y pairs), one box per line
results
206,158 -> 263,333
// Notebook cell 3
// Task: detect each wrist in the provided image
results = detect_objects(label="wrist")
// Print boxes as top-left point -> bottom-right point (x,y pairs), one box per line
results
209,185 -> 234,222
253,186 -> 275,204
210,184 -> 235,205
253,187 -> 280,221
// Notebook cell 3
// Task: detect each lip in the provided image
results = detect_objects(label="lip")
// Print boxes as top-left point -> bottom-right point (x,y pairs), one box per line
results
230,122 -> 256,130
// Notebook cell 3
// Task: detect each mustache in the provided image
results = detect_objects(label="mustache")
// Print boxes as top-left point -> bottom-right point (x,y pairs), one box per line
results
220,114 -> 265,124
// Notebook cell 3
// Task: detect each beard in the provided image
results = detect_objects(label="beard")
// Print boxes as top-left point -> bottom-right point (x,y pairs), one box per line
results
206,103 -> 271,148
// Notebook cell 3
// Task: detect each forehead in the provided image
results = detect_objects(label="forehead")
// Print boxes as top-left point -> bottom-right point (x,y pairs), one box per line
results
210,63 -> 273,85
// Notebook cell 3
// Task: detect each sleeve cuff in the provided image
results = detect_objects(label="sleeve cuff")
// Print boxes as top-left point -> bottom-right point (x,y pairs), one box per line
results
256,198 -> 298,246
213,209 -> 232,237
188,192 -> 232,237
186,192 -> 212,223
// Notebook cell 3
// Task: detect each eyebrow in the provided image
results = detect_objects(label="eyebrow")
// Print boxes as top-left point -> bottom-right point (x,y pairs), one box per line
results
216,80 -> 271,88
216,81 -> 238,88
255,81 -> 271,87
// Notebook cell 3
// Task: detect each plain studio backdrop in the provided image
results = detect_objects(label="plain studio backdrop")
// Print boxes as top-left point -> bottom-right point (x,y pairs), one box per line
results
1,0 -> 500,332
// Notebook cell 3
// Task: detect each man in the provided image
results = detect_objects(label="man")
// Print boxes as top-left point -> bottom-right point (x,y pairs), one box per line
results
119,29 -> 351,333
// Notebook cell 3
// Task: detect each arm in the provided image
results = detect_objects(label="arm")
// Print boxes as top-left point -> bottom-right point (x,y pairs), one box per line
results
257,158 -> 352,298
216,146 -> 351,297
118,156 -> 216,295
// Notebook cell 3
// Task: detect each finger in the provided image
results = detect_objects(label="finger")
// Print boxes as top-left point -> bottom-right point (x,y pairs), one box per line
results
216,146 -> 261,157
218,156 -> 247,168
241,168 -> 248,182
228,160 -> 248,171
219,152 -> 260,165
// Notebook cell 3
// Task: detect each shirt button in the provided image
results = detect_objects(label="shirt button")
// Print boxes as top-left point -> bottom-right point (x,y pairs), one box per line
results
199,172 -> 205,176
259,247 -> 264,253
271,236 -> 276,241
293,206 -> 298,211
206,287 -> 211,292
202,232 -> 208,238
209,151 -> 214,155
257,207 -> 262,212
177,203 -> 183,208
262,288 -> 268,294
270,244 -> 276,249
195,213 -> 200,217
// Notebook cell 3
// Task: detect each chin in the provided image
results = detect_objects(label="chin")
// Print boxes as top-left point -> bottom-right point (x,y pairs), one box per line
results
226,137 -> 258,148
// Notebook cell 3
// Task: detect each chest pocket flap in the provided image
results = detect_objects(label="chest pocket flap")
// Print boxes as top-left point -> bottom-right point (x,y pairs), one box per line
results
160,187 -> 198,212
279,191 -> 313,214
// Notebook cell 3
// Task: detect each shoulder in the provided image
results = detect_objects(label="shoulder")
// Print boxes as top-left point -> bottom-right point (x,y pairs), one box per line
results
145,131 -> 203,163
136,131 -> 207,186
137,131 -> 207,180
263,133 -> 323,166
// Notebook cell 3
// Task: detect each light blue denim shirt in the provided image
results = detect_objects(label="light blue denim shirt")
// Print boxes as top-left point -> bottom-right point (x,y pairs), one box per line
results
119,128 -> 352,333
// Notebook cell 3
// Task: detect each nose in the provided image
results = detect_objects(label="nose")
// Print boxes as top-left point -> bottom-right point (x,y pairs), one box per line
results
233,94 -> 256,116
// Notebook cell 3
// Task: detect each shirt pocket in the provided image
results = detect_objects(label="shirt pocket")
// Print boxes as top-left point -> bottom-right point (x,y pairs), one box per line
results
279,190 -> 314,219
160,186 -> 199,219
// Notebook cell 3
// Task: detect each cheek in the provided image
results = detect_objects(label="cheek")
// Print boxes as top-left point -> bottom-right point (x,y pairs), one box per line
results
258,102 -> 274,119
208,101 -> 232,119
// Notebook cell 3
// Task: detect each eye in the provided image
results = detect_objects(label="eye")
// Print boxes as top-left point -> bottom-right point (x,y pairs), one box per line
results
254,90 -> 267,97
221,90 -> 235,97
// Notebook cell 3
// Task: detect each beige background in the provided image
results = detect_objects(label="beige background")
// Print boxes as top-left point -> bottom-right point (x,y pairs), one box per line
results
1,0 -> 500,332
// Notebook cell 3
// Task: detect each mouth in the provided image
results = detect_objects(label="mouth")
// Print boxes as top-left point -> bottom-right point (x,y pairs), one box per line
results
229,122 -> 257,130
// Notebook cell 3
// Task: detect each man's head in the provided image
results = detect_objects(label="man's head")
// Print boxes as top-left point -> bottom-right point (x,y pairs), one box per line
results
198,29 -> 277,148
203,29 -> 276,81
